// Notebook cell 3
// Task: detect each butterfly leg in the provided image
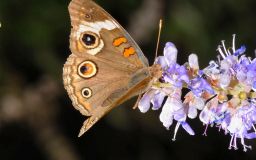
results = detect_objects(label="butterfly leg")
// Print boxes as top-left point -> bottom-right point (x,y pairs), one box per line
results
133,94 -> 142,109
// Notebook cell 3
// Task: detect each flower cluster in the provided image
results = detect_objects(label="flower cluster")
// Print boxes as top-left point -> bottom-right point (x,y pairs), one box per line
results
138,35 -> 256,151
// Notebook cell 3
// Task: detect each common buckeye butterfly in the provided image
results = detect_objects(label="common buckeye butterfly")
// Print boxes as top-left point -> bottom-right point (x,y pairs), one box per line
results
63,0 -> 162,137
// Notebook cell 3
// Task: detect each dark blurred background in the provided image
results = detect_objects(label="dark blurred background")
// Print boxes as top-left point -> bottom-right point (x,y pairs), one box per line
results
1,0 -> 256,160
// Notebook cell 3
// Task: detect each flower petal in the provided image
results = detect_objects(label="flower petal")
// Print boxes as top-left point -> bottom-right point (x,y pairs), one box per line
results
181,122 -> 195,135
174,109 -> 186,121
159,97 -> 183,129
189,54 -> 199,70
152,91 -> 165,110
219,73 -> 231,88
138,90 -> 157,113
192,97 -> 205,110
234,45 -> 246,56
188,106 -> 197,119
155,56 -> 168,68
245,133 -> 256,139
199,107 -> 211,124
164,42 -> 178,65
227,117 -> 243,133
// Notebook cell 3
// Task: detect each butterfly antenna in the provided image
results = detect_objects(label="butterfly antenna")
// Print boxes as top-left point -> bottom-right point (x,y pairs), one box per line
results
154,19 -> 163,60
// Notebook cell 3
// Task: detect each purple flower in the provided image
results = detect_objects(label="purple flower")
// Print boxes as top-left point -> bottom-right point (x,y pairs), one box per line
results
184,91 -> 205,119
159,89 -> 195,140
138,89 -> 156,113
137,35 -> 256,151
198,35 -> 256,151
163,64 -> 189,88
138,89 -> 167,113
226,104 -> 256,151
234,45 -> 246,56
151,91 -> 165,110
188,77 -> 215,96
139,42 -> 194,138
159,91 -> 183,129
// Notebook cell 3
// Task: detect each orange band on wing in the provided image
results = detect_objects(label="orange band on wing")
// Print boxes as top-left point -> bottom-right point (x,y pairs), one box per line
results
123,47 -> 136,57
113,37 -> 127,47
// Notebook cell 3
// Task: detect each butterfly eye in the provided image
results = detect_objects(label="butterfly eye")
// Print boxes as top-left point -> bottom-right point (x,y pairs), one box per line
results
80,32 -> 99,49
78,60 -> 97,78
82,88 -> 92,98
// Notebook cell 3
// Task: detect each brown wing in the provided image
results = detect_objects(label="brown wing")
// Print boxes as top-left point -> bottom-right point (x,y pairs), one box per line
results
63,0 -> 151,136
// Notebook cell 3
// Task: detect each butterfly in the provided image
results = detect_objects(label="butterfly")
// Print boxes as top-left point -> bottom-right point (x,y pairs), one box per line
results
63,0 -> 162,137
